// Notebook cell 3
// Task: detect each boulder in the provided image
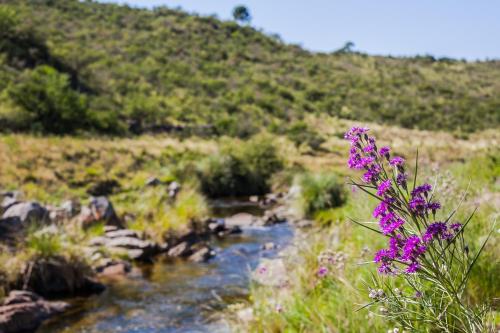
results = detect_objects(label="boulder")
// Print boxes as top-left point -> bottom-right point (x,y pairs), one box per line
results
167,241 -> 192,258
78,196 -> 122,228
105,229 -> 139,239
2,202 -> 48,226
167,181 -> 181,198
145,177 -> 161,187
224,213 -> 260,228
188,244 -> 215,263
89,230 -> 159,262
95,259 -> 131,278
20,257 -> 105,297
0,217 -> 23,241
60,199 -> 81,218
0,290 -> 69,333
0,192 -> 21,214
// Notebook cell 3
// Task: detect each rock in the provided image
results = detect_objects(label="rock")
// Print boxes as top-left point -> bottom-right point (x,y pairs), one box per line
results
145,177 -> 161,187
87,179 -> 121,196
188,245 -> 215,263
0,217 -> 23,241
236,307 -> 254,323
21,256 -> 105,297
262,242 -> 277,251
105,229 -> 139,239
78,196 -> 122,228
224,213 -> 260,228
249,195 -> 259,203
96,260 -> 131,278
295,220 -> 313,228
167,181 -> 181,198
262,209 -> 287,225
252,258 -> 288,287
103,225 -> 119,233
2,202 -> 48,226
0,192 -> 21,213
167,241 -> 192,258
89,230 -> 159,262
60,199 -> 81,218
0,290 -> 69,333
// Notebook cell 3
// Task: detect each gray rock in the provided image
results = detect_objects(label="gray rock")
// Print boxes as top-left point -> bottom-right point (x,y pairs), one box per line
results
167,241 -> 191,257
60,199 -> 81,218
105,229 -> 139,239
145,177 -> 161,187
224,213 -> 260,228
167,181 -> 181,198
188,245 -> 215,263
106,237 -> 154,250
2,202 -> 48,225
0,290 -> 69,333
78,196 -> 122,228
262,242 -> 277,250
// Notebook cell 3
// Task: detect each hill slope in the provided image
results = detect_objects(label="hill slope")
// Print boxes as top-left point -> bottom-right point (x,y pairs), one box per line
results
0,0 -> 499,136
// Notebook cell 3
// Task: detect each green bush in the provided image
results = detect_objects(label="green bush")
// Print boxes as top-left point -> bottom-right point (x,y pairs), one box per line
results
7,65 -> 89,134
294,172 -> 347,218
197,135 -> 283,197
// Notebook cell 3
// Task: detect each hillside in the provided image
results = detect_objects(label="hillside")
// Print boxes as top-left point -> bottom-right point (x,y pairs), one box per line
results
0,0 -> 499,136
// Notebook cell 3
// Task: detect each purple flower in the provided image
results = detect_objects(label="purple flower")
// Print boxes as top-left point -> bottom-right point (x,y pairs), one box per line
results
411,184 -> 432,197
409,196 -> 427,215
379,146 -> 390,157
396,173 -> 408,186
379,212 -> 405,235
377,179 -> 392,196
423,222 -> 448,242
363,165 -> 381,183
374,249 -> 395,274
373,200 -> 389,218
363,144 -> 375,153
389,156 -> 405,166
406,261 -> 420,273
344,126 -> 369,144
427,202 -> 441,212
401,236 -> 426,261
317,266 -> 329,278
450,223 -> 462,232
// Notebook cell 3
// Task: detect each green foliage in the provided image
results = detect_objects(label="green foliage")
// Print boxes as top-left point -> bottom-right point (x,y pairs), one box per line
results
197,135 -> 283,197
232,5 -> 251,23
0,0 -> 497,135
286,121 -> 325,150
294,172 -> 347,218
7,65 -> 89,134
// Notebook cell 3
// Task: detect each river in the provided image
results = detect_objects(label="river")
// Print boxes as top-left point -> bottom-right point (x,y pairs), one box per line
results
38,199 -> 293,333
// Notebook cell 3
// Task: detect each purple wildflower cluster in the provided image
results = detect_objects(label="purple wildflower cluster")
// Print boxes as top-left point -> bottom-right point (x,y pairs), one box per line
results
345,126 -> 461,274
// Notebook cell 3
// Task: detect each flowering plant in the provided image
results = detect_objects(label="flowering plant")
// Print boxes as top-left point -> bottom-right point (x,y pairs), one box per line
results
345,126 -> 494,332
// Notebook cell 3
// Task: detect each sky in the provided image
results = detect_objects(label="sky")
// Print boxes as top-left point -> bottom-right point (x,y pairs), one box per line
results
99,0 -> 500,60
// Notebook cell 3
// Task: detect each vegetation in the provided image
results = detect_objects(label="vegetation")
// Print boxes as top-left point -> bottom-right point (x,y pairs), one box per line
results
0,0 -> 499,136
233,129 -> 499,332
293,172 -> 347,219
196,135 -> 283,197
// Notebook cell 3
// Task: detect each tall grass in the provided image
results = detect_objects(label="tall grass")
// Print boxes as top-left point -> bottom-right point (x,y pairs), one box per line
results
293,172 -> 347,220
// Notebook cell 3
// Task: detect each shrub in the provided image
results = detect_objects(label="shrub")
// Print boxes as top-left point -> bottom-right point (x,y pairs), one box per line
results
7,65 -> 89,134
197,135 -> 283,197
345,125 -> 494,332
294,172 -> 347,218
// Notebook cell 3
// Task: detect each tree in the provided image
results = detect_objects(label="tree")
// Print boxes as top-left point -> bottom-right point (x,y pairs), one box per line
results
232,5 -> 251,24
8,65 -> 89,134
336,41 -> 355,54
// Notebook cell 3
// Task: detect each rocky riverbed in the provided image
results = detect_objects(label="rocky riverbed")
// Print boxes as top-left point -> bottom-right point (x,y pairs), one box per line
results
0,190 -> 297,333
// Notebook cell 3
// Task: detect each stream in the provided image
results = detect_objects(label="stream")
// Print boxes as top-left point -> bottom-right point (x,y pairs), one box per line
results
38,200 -> 293,333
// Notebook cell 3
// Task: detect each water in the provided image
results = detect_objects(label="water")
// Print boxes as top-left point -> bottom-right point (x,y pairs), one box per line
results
38,200 -> 293,333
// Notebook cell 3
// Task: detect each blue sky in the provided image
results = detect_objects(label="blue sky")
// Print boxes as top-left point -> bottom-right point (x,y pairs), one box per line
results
100,0 -> 500,60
